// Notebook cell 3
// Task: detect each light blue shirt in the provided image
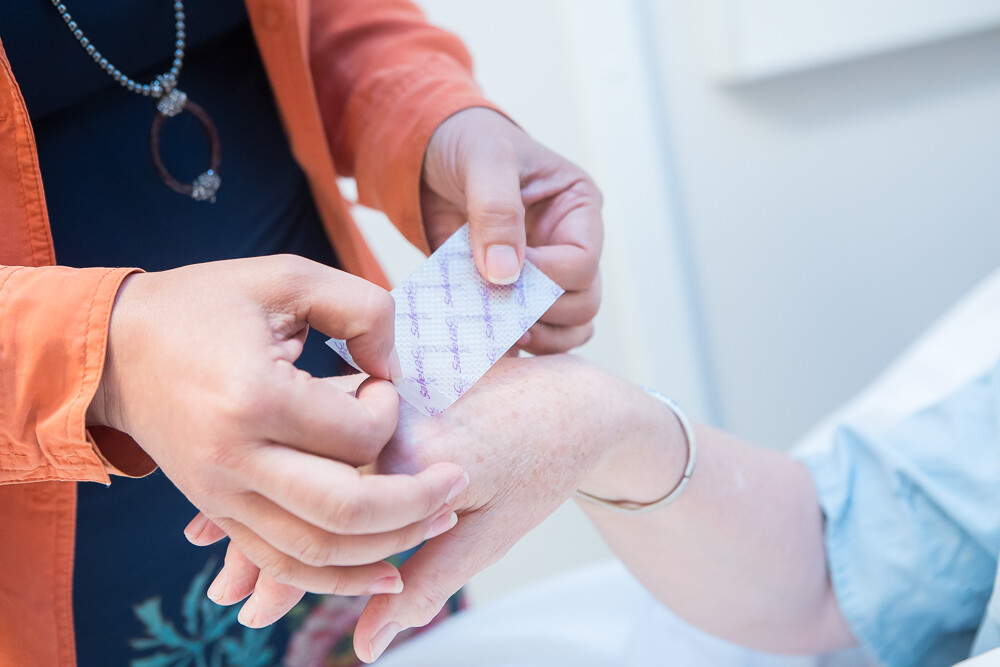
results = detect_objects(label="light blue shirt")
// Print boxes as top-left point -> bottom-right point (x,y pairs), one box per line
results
799,360 -> 1000,666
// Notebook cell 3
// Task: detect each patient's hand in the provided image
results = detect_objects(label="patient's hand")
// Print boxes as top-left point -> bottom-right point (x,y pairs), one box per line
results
194,355 -> 645,658
191,355 -> 850,660
354,354 -> 640,662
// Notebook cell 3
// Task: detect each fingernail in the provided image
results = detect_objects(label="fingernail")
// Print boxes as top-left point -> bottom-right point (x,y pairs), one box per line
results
424,510 -> 458,541
207,568 -> 227,603
485,245 -> 521,285
446,471 -> 470,504
370,576 -> 404,595
389,347 -> 402,383
238,594 -> 259,627
369,622 -> 402,662
184,514 -> 209,543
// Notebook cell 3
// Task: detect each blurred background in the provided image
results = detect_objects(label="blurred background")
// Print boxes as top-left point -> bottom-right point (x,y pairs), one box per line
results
344,0 -> 1000,603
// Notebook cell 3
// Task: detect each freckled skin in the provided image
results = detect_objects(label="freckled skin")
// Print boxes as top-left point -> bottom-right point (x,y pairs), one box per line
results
378,354 -> 628,519
357,355 -> 852,660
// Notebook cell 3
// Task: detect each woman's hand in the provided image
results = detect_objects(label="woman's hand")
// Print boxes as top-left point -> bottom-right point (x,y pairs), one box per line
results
88,256 -> 467,606
422,108 -> 603,354
193,355 -> 633,631
353,355 -> 672,662
183,349 -> 854,660
354,356 -> 851,661
187,355 -> 672,644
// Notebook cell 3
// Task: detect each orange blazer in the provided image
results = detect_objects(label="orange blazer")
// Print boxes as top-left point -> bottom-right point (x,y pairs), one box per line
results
0,1 -> 498,663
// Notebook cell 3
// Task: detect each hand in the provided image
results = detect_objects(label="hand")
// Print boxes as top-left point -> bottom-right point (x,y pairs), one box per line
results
354,355 -> 659,662
422,108 -> 603,354
87,256 -> 468,607
202,355 -> 670,643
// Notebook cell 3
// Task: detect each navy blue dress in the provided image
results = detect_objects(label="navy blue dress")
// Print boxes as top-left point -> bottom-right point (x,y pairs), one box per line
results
0,3 -> 371,665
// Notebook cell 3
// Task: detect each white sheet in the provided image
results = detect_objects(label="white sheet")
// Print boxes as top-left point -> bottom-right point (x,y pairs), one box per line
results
377,561 -> 867,666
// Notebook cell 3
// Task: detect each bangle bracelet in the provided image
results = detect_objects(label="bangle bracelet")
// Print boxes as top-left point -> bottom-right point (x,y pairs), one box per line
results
574,387 -> 697,514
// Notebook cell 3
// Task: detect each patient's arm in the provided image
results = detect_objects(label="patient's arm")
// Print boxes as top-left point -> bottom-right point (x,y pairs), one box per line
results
576,407 -> 855,655
353,354 -> 857,661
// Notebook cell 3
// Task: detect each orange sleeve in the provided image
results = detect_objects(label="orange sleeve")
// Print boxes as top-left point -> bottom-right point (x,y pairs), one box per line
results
309,0 -> 505,254
0,265 -> 156,485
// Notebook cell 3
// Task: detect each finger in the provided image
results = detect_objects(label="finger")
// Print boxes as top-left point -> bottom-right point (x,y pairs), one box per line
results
184,512 -> 228,546
227,492 -> 459,567
238,573 -> 308,629
521,321 -> 594,355
538,274 -> 601,327
354,518 -> 499,663
525,242 -> 600,293
218,519 -> 403,596
463,141 -> 526,285
269,369 -> 399,465
262,257 -> 397,379
207,541 -> 261,606
243,446 -> 467,534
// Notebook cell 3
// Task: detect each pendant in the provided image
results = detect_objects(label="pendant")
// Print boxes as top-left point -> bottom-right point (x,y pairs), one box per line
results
150,88 -> 222,203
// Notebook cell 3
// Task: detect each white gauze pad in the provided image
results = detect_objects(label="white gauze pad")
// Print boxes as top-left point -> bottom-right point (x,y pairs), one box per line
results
327,224 -> 564,415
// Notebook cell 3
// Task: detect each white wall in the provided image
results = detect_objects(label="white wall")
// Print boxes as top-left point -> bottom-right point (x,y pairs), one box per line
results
645,0 -> 1000,446
355,0 -> 1000,602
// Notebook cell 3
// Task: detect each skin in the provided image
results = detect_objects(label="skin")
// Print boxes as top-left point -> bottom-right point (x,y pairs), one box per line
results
163,111 -> 852,661
204,356 -> 858,663
352,356 -> 858,661
86,255 -> 468,609
90,109 -> 604,626
422,108 -> 603,354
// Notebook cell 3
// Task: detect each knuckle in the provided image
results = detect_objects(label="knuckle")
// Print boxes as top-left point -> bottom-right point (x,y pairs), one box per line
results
258,254 -> 313,309
366,287 -> 396,330
588,179 -> 604,208
397,517 -> 431,553
348,286 -> 395,340
289,530 -> 333,568
572,172 -> 603,208
573,250 -> 601,285
266,253 -> 310,282
392,530 -> 417,557
414,474 -> 442,517
327,571 -> 363,597
470,200 -> 525,228
409,583 -> 451,628
321,490 -> 372,532
258,552 -> 297,587
581,286 -> 602,322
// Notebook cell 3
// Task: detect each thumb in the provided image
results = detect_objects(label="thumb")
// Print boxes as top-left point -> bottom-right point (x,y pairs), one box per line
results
353,523 -> 491,663
464,143 -> 526,285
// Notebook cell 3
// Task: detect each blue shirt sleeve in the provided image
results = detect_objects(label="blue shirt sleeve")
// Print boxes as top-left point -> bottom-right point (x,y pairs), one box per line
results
798,361 -> 1000,667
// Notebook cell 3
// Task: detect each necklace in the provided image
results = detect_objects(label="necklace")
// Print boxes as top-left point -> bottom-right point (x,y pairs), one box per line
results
50,1 -> 221,202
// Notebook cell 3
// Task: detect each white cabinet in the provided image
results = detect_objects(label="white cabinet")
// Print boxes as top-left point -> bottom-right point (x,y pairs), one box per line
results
697,0 -> 1000,81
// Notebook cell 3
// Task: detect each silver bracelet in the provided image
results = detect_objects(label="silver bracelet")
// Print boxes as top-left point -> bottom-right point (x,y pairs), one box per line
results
574,387 -> 697,514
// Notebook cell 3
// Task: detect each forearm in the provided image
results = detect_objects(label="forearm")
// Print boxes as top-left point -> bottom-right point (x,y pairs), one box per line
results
576,388 -> 857,654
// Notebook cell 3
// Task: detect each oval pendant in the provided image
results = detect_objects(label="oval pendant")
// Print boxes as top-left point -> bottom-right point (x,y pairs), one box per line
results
150,89 -> 222,203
